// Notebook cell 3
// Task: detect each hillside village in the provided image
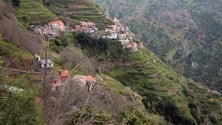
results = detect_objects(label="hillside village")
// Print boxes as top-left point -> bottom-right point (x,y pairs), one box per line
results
33,17 -> 143,52
1,0 -> 222,124
30,17 -> 145,101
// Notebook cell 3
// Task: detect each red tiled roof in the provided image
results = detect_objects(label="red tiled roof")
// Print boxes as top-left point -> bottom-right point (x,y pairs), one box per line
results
60,70 -> 69,77
48,20 -> 65,29
86,75 -> 94,82
131,42 -> 137,47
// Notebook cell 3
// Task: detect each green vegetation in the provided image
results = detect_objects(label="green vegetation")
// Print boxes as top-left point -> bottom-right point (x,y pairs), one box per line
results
107,48 -> 221,124
1,0 -> 222,124
0,76 -> 41,125
74,32 -> 129,60
15,0 -> 58,27
74,33 -> 222,125
45,0 -> 113,29
0,39 -> 32,59
69,104 -> 112,124
0,36 -> 42,124
50,32 -> 76,53
0,39 -> 42,124
70,104 -> 155,125
92,0 -> 222,93
101,74 -> 124,92
117,106 -> 154,125
12,0 -> 20,7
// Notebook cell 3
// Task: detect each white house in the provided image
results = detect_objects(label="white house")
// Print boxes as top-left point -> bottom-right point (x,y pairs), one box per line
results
118,34 -> 127,40
119,39 -> 130,45
107,32 -> 118,39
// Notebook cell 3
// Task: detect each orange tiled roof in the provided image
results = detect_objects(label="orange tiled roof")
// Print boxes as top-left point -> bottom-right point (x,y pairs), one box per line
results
60,70 -> 69,77
48,20 -> 65,29
131,42 -> 137,46
86,75 -> 94,82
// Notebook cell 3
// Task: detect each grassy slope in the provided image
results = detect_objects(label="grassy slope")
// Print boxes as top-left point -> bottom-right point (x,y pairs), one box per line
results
15,0 -> 58,26
74,31 -> 222,124
91,0 -> 222,93
0,36 -> 42,124
0,40 -> 32,60
8,1 -> 161,123
8,0 -> 222,124
107,48 -> 222,124
47,0 -> 113,29
99,74 -> 168,124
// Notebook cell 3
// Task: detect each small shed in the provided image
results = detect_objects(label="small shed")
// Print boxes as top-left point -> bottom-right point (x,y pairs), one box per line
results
59,70 -> 69,81
86,75 -> 95,91
40,59 -> 54,68
86,75 -> 94,83
138,42 -> 144,49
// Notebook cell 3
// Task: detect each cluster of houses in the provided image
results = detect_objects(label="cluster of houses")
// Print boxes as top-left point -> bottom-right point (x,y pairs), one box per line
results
72,18 -> 144,52
72,21 -> 99,33
33,17 -> 143,52
51,70 -> 96,92
33,20 -> 65,41
32,54 -> 96,92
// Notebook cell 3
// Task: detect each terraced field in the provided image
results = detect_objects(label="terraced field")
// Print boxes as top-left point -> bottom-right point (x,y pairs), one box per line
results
107,48 -> 198,120
47,0 -> 113,29
15,0 -> 58,26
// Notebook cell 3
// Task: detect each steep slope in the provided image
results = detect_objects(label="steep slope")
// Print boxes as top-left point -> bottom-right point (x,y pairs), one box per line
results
91,0 -> 222,93
0,1 -> 164,124
76,33 -> 222,125
1,0 -> 222,125
15,0 -> 58,28
43,0 -> 113,29
0,34 -> 42,124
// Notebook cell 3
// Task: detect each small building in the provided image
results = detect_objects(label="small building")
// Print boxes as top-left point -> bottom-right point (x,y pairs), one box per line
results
86,75 -> 95,91
74,22 -> 98,33
33,54 -> 54,72
118,25 -> 125,32
80,27 -> 96,33
118,34 -> 127,40
107,32 -> 118,39
138,42 -> 144,49
124,43 -> 132,49
105,27 -> 114,33
74,25 -> 81,31
59,70 -> 69,81
40,59 -> 54,68
80,21 -> 96,28
93,31 -> 108,39
48,20 -> 65,31
130,42 -> 138,52
86,75 -> 95,83
113,17 -> 120,25
119,39 -> 130,45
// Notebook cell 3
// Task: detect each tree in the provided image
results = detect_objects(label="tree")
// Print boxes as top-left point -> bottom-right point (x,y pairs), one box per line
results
12,0 -> 20,7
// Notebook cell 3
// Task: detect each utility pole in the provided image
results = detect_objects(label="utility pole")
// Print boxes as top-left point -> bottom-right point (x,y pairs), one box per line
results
43,48 -> 47,99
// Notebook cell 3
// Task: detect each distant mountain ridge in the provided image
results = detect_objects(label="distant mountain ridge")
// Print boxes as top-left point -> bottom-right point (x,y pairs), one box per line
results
91,0 -> 222,93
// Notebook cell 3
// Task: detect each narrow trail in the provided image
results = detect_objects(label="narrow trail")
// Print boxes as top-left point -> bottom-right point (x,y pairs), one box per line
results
0,68 -> 54,76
